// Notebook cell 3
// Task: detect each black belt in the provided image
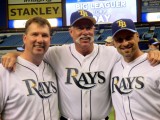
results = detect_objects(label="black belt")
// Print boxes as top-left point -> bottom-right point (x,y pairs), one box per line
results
60,116 -> 109,120
106,116 -> 109,120
60,116 -> 67,120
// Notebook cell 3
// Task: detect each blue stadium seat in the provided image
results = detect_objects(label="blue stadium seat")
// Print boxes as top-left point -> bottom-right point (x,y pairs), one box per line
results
51,31 -> 72,45
0,34 -> 23,47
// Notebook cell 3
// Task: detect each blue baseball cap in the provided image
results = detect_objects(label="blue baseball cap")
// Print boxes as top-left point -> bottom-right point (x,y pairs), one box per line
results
148,38 -> 160,45
70,10 -> 96,26
112,19 -> 137,37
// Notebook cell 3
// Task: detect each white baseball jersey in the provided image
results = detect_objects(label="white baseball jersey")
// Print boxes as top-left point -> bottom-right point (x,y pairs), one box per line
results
44,43 -> 120,120
111,53 -> 160,120
0,57 -> 59,120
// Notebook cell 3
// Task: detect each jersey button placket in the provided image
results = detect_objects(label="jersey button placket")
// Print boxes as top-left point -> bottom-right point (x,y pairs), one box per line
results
82,90 -> 90,120
122,66 -> 132,120
81,57 -> 91,120
122,96 -> 131,119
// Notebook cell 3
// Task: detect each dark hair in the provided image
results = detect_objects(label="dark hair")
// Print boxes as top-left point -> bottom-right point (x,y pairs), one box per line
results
25,17 -> 52,35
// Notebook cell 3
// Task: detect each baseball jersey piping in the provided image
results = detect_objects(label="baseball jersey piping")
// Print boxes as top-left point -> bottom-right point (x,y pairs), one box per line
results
69,45 -> 82,119
42,100 -> 46,120
81,91 -> 82,120
128,59 -> 147,76
121,62 -> 128,120
69,45 -> 100,120
121,59 -> 147,120
90,90 -> 92,120
89,46 -> 99,120
89,45 -> 100,71
16,61 -> 52,120
69,45 -> 82,67
128,96 -> 134,120
42,62 -> 53,120
122,97 -> 128,120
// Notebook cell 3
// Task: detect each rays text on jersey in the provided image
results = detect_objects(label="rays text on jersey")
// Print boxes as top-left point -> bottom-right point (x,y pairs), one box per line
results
111,76 -> 145,94
65,68 -> 105,89
23,79 -> 57,98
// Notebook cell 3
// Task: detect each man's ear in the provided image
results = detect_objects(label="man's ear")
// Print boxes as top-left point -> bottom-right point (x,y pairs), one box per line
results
136,32 -> 139,38
23,34 -> 26,44
69,27 -> 72,33
69,27 -> 73,37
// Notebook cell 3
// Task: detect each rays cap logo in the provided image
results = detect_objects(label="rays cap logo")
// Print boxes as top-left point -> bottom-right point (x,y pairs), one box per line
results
70,10 -> 96,26
112,19 -> 137,37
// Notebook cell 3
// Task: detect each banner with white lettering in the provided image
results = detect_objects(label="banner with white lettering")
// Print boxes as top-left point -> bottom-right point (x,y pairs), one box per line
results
65,0 -> 137,25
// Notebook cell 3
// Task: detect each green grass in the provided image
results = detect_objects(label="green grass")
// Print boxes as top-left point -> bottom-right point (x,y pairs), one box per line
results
109,107 -> 115,120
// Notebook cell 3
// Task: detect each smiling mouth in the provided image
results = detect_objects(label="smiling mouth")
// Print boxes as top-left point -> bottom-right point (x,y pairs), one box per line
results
121,45 -> 133,50
34,45 -> 44,48
80,36 -> 91,40
122,47 -> 131,50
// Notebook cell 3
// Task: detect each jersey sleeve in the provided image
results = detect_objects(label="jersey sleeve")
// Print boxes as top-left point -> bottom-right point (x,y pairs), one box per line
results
156,70 -> 160,90
43,46 -> 57,68
106,46 -> 121,63
0,65 -> 7,114
114,48 -> 121,63
43,45 -> 66,69
0,76 -> 2,114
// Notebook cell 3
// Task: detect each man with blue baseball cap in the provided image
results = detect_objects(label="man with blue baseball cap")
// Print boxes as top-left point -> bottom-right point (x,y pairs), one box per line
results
111,18 -> 140,61
45,9 -> 118,120
57,9 -> 117,120
111,18 -> 160,120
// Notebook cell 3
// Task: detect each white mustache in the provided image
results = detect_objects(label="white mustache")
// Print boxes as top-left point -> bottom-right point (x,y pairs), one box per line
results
75,35 -> 94,44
